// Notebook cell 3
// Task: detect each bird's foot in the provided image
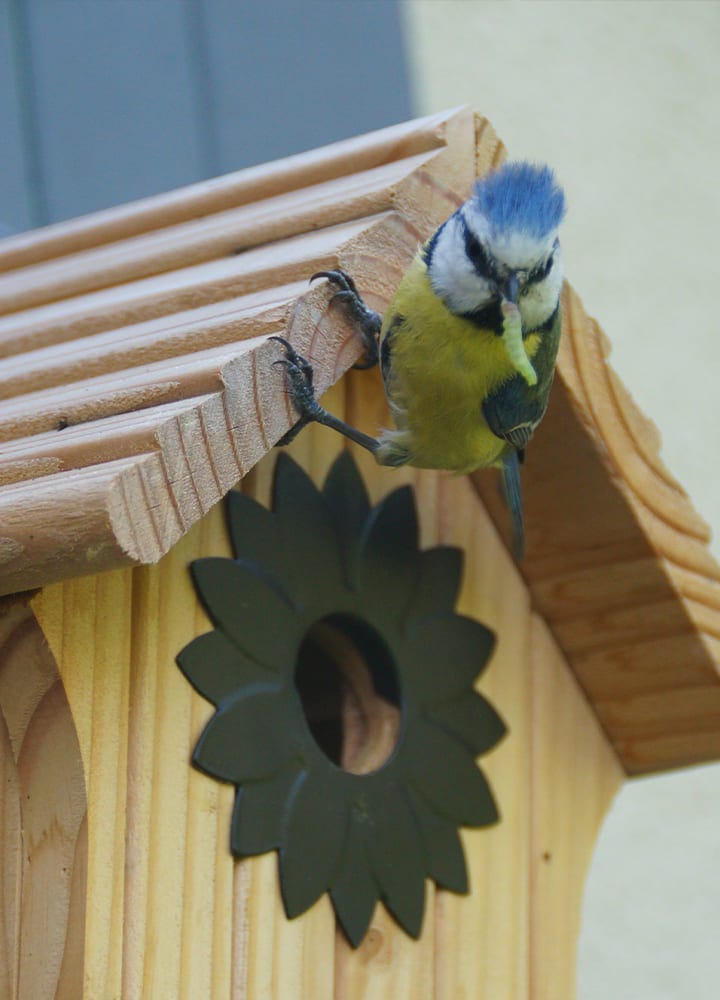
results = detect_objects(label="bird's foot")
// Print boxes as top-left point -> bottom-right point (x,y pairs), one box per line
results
271,336 -> 323,445
272,334 -> 383,457
312,269 -> 381,369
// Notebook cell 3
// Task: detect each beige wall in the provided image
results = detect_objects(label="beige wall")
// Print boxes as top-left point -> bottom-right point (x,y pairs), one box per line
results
400,1 -> 720,997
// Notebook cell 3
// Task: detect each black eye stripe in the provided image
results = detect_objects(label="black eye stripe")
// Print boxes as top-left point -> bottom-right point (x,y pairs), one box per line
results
461,219 -> 498,281
460,219 -> 558,286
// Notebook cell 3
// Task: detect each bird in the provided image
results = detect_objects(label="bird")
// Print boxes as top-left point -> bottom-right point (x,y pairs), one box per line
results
272,161 -> 567,557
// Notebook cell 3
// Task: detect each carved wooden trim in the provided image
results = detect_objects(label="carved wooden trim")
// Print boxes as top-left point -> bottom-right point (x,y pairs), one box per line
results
472,284 -> 720,774
0,597 -> 87,997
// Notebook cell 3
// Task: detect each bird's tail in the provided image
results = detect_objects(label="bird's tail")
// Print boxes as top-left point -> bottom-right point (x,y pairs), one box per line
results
501,451 -> 525,560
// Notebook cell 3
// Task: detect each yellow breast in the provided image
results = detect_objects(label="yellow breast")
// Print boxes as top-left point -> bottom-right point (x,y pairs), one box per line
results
378,254 -> 539,472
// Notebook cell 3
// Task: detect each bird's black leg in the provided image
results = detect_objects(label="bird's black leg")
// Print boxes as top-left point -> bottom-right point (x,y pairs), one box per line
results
271,337 -> 380,454
311,269 -> 382,369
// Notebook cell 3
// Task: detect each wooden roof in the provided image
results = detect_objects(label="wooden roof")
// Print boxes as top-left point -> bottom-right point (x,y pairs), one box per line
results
1,106 -> 719,775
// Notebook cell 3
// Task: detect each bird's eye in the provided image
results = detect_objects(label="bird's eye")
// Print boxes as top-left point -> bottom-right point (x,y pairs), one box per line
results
529,252 -> 555,284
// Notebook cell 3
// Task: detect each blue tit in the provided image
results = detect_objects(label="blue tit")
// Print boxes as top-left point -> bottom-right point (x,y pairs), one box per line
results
273,161 -> 567,557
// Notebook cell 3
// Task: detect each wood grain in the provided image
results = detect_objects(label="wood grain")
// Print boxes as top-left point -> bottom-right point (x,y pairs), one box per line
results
529,615 -> 623,998
470,282 -> 720,774
0,597 -> 87,999
2,105 -> 719,780
0,109 -> 459,272
30,430 -> 621,996
0,106 -> 490,600
7,107 -> 715,998
430,472 -> 533,1000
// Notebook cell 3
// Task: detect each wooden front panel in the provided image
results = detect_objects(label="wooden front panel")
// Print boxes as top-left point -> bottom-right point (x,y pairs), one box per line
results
0,598 -> 87,998
30,387 -> 622,998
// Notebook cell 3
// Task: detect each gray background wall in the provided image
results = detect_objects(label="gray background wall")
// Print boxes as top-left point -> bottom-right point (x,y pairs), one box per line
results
0,0 -> 412,232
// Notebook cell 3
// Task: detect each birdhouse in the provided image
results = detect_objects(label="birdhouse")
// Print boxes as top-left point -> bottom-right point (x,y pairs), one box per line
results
1,107 -> 719,999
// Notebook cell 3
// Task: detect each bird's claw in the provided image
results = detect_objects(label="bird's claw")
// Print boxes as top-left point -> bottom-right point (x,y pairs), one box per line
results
271,335 -> 313,380
270,336 -> 323,444
311,269 -> 381,369
311,269 -> 359,296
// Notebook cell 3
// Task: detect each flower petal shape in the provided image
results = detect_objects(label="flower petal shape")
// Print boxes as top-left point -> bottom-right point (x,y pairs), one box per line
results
178,451 -> 505,948
403,717 -> 500,827
330,813 -> 379,947
191,558 -> 299,669
193,685 -> 294,783
403,614 -> 496,703
406,787 -> 468,894
365,779 -> 426,939
226,489 -> 293,592
322,451 -> 371,589
230,764 -> 304,857
404,546 -> 464,625
358,486 -> 421,629
279,769 -> 349,919
272,454 -> 345,607
429,690 -> 507,756
176,629 -> 272,705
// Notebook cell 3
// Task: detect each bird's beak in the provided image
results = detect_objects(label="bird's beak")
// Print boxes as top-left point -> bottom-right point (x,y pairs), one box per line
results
502,273 -> 519,304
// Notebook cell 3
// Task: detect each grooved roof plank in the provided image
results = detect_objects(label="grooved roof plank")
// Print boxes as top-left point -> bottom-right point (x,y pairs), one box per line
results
0,216 -> 387,356
0,454 -> 168,587
0,107 -> 460,272
0,289 -> 297,399
1,106 -> 719,776
0,338 -> 265,442
0,394 -> 219,485
0,106 -> 481,599
0,149 -> 440,314
472,259 -> 720,775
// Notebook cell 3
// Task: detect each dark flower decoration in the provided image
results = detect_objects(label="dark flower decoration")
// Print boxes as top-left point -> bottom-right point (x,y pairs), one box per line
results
177,452 -> 506,946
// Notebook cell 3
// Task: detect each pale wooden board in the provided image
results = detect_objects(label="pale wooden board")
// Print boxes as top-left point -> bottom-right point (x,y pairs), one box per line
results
34,527 -> 224,998
31,452 -> 341,998
0,395 -> 219,485
0,291 -> 296,399
0,597 -> 87,999
0,339 -> 267,443
0,109 -> 454,271
0,106 -> 498,602
0,216 -> 381,356
529,615 -> 623,998
0,604 -> 24,1000
544,291 -> 720,777
431,474 -> 533,1000
0,152 -> 434,315
471,281 -> 720,775
25,396 -> 626,998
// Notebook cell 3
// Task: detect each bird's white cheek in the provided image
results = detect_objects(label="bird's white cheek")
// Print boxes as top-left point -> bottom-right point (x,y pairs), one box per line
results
427,215 -> 497,315
429,251 -> 495,314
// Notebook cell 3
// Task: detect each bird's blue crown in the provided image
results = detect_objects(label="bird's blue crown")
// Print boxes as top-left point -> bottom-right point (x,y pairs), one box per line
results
472,162 -> 566,239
